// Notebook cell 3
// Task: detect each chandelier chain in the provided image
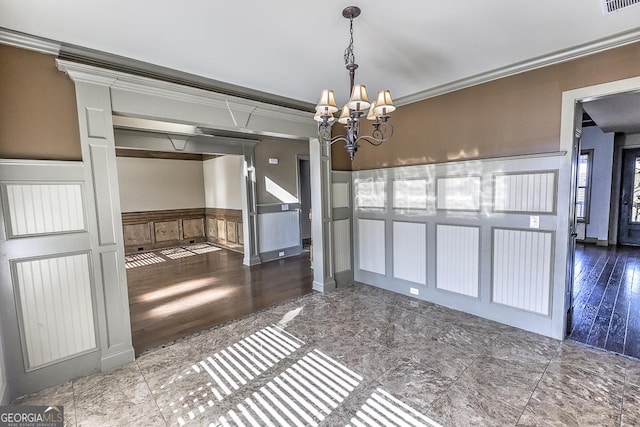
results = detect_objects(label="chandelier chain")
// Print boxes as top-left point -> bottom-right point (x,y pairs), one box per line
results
343,17 -> 355,66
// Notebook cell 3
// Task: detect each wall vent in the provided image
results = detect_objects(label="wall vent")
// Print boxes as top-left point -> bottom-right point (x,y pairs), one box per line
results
602,0 -> 640,13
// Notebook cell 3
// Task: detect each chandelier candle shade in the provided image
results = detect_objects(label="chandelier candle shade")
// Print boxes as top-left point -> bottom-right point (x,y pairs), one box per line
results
315,6 -> 396,161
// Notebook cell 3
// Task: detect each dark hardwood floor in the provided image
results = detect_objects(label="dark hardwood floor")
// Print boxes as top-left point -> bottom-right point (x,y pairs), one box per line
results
126,247 -> 313,354
570,243 -> 640,358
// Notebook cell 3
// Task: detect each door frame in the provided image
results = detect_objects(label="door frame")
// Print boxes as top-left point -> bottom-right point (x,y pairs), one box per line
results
560,76 -> 640,337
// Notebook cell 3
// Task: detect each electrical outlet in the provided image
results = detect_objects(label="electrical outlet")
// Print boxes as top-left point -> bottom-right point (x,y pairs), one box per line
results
279,251 -> 285,257
530,215 -> 540,229
410,287 -> 419,295
281,204 -> 289,211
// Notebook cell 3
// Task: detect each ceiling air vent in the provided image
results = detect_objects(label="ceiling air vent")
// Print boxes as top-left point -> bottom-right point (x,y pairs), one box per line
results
602,0 -> 640,13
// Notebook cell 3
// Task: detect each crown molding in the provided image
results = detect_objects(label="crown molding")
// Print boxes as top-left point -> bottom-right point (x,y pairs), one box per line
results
396,27 -> 640,106
56,59 -> 315,126
0,28 -> 60,55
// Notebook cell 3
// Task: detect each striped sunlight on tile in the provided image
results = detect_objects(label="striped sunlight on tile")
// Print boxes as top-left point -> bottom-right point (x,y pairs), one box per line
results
348,388 -> 442,427
170,326 -> 304,426
217,349 -> 363,427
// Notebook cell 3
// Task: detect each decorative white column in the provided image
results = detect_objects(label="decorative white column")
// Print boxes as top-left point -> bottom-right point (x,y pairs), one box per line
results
310,139 -> 336,292
61,71 -> 135,371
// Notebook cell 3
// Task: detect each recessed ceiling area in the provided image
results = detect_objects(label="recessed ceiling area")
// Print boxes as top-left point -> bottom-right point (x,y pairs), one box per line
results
583,91 -> 640,132
2,1 -> 640,106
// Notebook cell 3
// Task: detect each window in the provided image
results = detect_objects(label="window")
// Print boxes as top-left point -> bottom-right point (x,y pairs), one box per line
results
576,150 -> 593,222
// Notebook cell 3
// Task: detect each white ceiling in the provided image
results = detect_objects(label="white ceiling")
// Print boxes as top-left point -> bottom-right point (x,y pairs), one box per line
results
2,0 -> 640,107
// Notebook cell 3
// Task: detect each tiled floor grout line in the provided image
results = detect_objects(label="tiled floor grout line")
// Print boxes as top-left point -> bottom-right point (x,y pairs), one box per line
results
619,362 -> 628,427
136,359 -> 169,426
513,341 -> 562,426
70,380 -> 78,427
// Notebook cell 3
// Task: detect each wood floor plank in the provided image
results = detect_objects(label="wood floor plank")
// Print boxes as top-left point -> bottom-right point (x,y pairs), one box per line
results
586,251 -> 627,348
571,245 -> 640,359
604,255 -> 637,353
570,251 -> 616,341
126,247 -> 313,354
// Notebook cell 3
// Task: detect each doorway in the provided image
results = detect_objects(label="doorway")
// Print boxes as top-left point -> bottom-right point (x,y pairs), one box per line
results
619,148 -> 640,245
298,156 -> 312,248
566,90 -> 640,358
113,126 -> 314,354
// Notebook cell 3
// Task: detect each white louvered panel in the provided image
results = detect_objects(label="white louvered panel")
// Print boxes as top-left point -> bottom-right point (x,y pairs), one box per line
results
14,253 -> 96,369
257,211 -> 300,252
358,219 -> 386,275
393,179 -> 428,209
436,225 -> 479,297
436,176 -> 481,211
493,229 -> 552,315
494,172 -> 556,213
332,182 -> 350,208
393,222 -> 426,284
333,219 -> 351,273
5,184 -> 85,237
355,180 -> 386,208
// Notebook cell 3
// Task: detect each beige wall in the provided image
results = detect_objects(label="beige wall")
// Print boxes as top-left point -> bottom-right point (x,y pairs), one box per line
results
255,139 -> 309,205
333,41 -> 640,171
0,45 -> 81,160
116,157 -> 205,212
203,155 -> 243,210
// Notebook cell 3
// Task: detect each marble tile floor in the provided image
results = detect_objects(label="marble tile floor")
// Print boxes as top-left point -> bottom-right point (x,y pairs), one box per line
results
14,283 -> 640,426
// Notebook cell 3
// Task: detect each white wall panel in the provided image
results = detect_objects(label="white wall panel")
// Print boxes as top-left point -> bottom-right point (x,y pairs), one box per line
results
436,176 -> 481,210
494,172 -> 556,213
493,229 -> 552,315
393,222 -> 426,284
355,180 -> 386,209
393,179 -> 428,209
436,225 -> 479,297
4,184 -> 85,237
14,253 -> 96,369
358,219 -> 385,275
257,211 -> 300,252
332,182 -> 350,209
333,219 -> 351,273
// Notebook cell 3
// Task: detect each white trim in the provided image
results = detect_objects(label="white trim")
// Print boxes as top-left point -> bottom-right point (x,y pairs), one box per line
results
396,28 -> 640,106
0,28 -> 60,55
55,60 -> 314,125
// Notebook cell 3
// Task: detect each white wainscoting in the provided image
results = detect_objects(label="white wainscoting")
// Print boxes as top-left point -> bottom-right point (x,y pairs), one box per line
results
257,211 -> 300,253
358,219 -> 386,275
3,184 -> 85,238
0,327 -> 5,404
436,224 -> 479,297
493,228 -> 552,315
494,171 -> 557,213
355,180 -> 386,209
393,222 -> 426,284
13,253 -> 96,370
332,183 -> 350,209
393,179 -> 428,210
333,219 -> 351,273
436,176 -> 481,211
351,151 -> 568,339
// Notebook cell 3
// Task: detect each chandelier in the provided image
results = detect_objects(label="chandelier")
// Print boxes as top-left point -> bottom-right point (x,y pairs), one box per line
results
314,6 -> 396,161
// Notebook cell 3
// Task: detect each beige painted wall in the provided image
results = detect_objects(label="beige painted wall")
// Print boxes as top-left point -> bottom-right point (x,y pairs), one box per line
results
116,157 -> 205,212
255,139 -> 309,205
333,41 -> 640,171
0,44 -> 81,160
203,155 -> 243,210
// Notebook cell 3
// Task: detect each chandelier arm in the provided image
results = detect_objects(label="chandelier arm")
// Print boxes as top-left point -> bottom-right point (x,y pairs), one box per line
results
317,134 -> 349,147
355,135 -> 390,147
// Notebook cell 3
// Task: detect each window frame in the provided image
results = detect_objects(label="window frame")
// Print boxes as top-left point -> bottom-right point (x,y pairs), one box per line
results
576,149 -> 593,224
